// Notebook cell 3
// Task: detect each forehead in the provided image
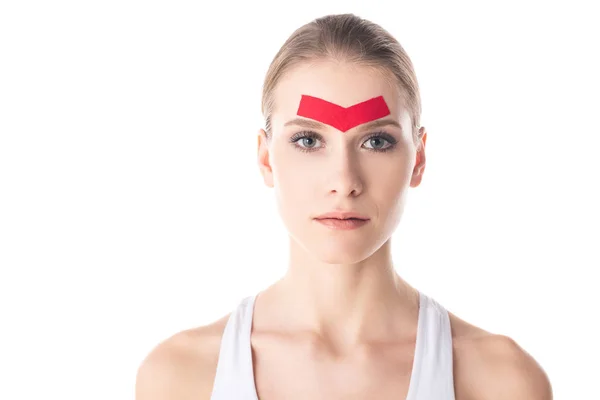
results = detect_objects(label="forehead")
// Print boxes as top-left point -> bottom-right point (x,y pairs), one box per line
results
272,60 -> 406,131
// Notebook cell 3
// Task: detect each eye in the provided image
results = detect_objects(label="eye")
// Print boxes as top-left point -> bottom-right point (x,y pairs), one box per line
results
289,131 -> 323,153
363,134 -> 395,151
289,130 -> 398,153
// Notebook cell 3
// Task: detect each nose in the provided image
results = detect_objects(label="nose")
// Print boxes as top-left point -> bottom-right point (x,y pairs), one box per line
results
325,149 -> 364,197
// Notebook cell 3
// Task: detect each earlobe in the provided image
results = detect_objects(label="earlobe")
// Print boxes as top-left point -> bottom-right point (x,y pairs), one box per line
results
410,158 -> 425,187
257,129 -> 274,188
410,128 -> 427,187
415,129 -> 427,167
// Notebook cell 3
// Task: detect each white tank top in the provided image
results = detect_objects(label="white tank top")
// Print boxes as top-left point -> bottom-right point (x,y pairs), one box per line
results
210,290 -> 455,399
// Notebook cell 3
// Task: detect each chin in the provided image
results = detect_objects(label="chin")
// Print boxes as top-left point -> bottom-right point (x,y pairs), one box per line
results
309,238 -> 380,265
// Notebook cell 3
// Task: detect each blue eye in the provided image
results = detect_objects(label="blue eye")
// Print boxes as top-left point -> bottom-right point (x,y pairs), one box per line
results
294,134 -> 320,150
289,130 -> 397,153
363,135 -> 394,151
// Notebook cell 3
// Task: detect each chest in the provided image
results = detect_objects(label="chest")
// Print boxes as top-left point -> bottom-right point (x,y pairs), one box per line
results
251,334 -> 420,400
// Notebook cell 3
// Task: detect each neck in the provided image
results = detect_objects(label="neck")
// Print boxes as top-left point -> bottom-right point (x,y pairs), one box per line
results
265,237 -> 420,352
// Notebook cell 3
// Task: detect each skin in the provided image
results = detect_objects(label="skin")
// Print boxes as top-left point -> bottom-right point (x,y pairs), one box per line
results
135,59 -> 553,399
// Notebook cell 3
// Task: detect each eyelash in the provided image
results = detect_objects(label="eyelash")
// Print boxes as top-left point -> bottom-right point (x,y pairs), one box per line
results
289,130 -> 398,153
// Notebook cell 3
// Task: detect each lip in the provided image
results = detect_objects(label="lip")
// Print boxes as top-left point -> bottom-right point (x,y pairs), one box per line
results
314,211 -> 369,220
315,218 -> 369,230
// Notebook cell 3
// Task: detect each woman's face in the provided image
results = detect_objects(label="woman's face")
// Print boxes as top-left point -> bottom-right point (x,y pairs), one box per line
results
258,59 -> 426,264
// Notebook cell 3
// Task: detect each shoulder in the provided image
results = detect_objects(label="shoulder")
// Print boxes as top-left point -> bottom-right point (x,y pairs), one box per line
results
464,334 -> 553,399
449,313 -> 553,400
135,313 -> 232,400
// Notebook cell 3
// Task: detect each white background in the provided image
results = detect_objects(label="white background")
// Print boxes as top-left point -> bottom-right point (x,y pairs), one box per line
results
1,0 -> 598,399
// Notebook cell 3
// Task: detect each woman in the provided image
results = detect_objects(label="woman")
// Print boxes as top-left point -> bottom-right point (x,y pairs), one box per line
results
136,13 -> 552,399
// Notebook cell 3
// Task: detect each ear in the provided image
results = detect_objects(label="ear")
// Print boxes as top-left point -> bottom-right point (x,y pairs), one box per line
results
410,127 -> 427,188
257,128 -> 274,188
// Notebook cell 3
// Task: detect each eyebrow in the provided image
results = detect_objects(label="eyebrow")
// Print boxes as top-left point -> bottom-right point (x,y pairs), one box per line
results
283,117 -> 402,132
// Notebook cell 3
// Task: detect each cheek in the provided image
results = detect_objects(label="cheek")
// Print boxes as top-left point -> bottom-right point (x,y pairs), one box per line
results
272,163 -> 319,238
366,159 -> 413,210
379,166 -> 411,196
271,151 -> 317,212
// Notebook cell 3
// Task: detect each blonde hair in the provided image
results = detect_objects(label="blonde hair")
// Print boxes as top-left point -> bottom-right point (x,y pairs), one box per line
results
261,13 -> 423,146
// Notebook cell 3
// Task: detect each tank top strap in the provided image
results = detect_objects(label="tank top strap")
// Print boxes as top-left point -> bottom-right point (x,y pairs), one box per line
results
210,294 -> 259,400
406,291 -> 455,399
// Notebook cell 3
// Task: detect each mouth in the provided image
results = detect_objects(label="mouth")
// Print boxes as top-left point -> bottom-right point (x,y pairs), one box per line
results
314,211 -> 369,221
316,217 -> 366,221
314,217 -> 370,230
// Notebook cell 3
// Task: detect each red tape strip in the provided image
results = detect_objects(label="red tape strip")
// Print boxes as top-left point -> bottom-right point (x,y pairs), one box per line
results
296,95 -> 391,132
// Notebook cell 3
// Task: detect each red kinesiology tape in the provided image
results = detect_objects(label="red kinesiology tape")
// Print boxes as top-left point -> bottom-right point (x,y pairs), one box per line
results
296,95 -> 391,132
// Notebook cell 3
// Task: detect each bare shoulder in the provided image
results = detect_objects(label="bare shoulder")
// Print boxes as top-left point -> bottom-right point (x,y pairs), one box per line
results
135,313 -> 231,400
448,312 -> 553,400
